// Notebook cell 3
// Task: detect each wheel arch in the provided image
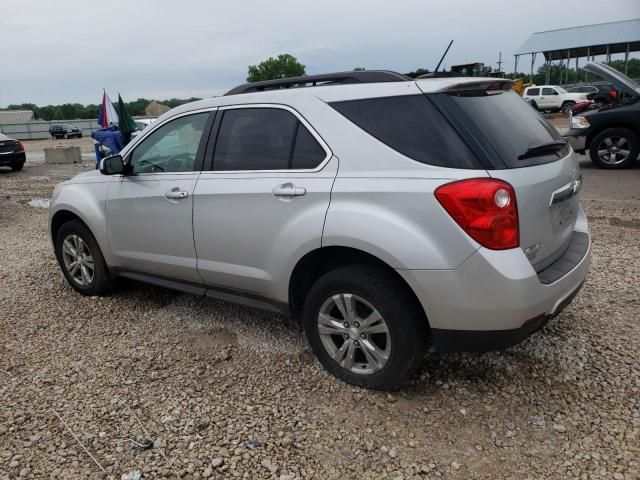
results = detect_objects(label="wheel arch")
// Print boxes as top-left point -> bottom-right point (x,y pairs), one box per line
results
287,246 -> 429,327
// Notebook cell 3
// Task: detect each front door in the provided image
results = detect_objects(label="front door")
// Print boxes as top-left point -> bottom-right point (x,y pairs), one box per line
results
539,87 -> 559,109
193,105 -> 336,299
106,110 -> 213,282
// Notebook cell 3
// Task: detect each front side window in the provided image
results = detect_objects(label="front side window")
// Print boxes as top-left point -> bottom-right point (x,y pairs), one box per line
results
527,88 -> 540,96
213,108 -> 326,171
542,87 -> 556,95
130,112 -> 209,173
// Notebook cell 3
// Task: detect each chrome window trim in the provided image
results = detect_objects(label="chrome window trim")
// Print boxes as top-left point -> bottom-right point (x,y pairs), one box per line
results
204,103 -> 333,175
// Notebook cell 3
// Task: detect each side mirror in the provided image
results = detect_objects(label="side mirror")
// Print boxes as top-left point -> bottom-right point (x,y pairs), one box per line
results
99,155 -> 129,175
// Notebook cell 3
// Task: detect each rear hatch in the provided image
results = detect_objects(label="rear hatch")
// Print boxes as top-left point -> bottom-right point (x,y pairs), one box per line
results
419,81 -> 581,270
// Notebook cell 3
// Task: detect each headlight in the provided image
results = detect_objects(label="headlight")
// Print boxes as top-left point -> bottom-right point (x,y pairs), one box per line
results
571,116 -> 590,129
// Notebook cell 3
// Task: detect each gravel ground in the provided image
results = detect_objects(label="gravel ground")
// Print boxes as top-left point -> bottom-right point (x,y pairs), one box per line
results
0,143 -> 638,480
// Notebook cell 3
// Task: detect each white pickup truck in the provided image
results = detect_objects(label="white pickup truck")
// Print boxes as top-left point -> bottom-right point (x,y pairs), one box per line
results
522,85 -> 590,114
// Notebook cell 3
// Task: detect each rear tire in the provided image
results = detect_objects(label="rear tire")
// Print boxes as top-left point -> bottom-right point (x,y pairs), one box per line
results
561,101 -> 576,114
302,265 -> 428,390
54,219 -> 114,296
11,161 -> 24,171
589,128 -> 639,169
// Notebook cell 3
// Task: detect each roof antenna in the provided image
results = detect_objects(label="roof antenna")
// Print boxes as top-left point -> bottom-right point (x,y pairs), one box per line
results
434,40 -> 454,73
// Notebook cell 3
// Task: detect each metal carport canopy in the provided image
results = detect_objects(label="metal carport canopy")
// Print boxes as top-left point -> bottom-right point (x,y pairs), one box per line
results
515,18 -> 640,61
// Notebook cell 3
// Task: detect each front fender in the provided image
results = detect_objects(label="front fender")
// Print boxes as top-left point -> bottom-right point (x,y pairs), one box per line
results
49,181 -> 113,264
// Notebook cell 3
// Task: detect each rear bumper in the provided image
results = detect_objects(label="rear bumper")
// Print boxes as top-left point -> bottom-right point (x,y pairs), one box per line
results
430,279 -> 584,352
0,152 -> 26,166
398,208 -> 591,352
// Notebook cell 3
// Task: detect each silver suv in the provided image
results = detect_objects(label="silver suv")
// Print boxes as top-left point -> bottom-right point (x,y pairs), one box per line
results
50,71 -> 590,390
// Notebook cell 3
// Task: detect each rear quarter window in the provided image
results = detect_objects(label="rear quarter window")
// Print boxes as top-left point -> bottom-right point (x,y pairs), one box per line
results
329,95 -> 480,169
443,90 -> 570,168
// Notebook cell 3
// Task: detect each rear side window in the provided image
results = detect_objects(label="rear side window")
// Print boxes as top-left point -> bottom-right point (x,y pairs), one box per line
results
527,88 -> 540,96
213,108 -> 326,171
330,95 -> 479,169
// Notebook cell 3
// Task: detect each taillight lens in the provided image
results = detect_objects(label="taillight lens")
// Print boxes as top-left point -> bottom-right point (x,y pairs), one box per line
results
435,178 -> 519,250
17,141 -> 25,152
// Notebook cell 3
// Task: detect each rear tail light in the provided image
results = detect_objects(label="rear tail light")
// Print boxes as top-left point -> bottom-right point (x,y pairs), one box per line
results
435,178 -> 519,250
17,141 -> 24,152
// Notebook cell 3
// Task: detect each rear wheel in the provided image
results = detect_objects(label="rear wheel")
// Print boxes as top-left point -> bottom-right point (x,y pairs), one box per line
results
11,161 -> 24,171
589,128 -> 639,169
54,219 -> 114,296
302,265 -> 427,390
561,101 -> 576,114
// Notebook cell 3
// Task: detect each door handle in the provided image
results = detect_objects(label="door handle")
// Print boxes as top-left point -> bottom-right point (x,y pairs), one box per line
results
272,183 -> 306,198
164,188 -> 189,199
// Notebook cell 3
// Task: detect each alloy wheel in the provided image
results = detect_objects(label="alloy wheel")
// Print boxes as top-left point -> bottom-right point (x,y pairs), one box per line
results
317,293 -> 390,375
61,234 -> 95,286
597,136 -> 631,165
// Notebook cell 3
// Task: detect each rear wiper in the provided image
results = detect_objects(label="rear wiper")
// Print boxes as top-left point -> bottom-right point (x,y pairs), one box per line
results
518,140 -> 567,160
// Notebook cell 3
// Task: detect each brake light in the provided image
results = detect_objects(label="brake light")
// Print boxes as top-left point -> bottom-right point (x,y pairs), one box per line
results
435,178 -> 519,250
17,141 -> 24,152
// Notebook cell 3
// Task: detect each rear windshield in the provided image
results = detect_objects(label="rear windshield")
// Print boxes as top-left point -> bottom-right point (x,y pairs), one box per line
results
444,90 -> 570,168
329,95 -> 481,169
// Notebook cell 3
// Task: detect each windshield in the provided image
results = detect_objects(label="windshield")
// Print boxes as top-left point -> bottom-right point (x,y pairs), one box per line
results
445,90 -> 570,168
556,87 -> 568,94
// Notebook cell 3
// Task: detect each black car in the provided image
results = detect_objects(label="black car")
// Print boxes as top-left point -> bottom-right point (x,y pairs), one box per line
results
564,62 -> 640,169
49,124 -> 83,139
568,83 -> 619,104
0,133 -> 26,171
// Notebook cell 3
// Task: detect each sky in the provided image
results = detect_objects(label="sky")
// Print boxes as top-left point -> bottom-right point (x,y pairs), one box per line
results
1,0 -> 639,106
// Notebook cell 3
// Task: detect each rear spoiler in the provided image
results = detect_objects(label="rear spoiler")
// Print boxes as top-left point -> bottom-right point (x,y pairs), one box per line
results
416,77 -> 514,94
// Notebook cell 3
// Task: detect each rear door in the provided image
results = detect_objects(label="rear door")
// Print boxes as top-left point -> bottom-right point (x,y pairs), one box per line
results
192,105 -> 336,297
429,88 -> 581,270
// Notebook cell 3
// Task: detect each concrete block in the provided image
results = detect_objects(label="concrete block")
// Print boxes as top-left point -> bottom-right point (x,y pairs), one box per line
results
44,146 -> 82,164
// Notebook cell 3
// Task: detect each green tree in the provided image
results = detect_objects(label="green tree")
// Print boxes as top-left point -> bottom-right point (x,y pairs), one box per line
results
247,54 -> 305,82
404,68 -> 430,78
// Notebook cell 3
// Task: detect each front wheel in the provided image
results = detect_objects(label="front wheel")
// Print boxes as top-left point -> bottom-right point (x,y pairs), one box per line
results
302,265 -> 427,390
589,128 -> 639,169
54,219 -> 114,296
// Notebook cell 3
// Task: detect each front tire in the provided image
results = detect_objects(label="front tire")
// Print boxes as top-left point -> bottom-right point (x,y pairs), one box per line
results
302,265 -> 427,390
54,219 -> 114,296
589,128 -> 639,169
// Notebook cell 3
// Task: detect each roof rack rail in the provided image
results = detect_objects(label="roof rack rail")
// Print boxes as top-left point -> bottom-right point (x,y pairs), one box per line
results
224,70 -> 411,96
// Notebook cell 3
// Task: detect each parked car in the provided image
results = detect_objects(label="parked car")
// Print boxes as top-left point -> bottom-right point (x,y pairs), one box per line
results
565,62 -> 640,169
49,124 -> 83,139
0,133 -> 26,171
523,85 -> 590,113
49,72 -> 590,390
568,84 -> 618,104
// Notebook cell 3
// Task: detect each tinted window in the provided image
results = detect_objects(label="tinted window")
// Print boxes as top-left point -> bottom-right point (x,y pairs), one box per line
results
542,88 -> 556,95
213,108 -> 325,171
330,95 -> 479,169
447,90 -> 569,168
291,124 -> 326,169
130,112 -> 208,173
527,88 -> 540,96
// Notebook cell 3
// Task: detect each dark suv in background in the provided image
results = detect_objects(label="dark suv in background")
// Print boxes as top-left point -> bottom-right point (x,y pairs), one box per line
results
568,84 -> 619,104
49,124 -> 83,139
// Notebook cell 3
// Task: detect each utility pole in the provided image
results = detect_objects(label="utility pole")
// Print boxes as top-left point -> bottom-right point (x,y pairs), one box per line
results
497,52 -> 504,77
